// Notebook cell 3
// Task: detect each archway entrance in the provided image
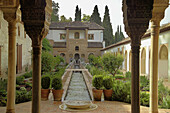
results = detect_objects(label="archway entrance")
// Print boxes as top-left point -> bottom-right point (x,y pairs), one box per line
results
74,53 -> 80,64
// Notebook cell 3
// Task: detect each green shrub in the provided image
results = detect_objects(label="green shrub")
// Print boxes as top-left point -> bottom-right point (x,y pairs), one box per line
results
15,90 -> 32,104
0,78 -> 7,91
0,90 -> 7,106
114,74 -> 125,79
158,80 -> 169,105
23,72 -> 32,78
112,80 -> 131,103
41,75 -> 50,89
92,75 -> 103,90
116,70 -> 123,75
140,92 -> 149,107
125,71 -> 131,79
140,76 -> 149,90
161,95 -> 170,109
16,76 -> 25,85
26,82 -> 32,87
103,75 -> 113,89
41,51 -> 56,73
52,77 -> 62,90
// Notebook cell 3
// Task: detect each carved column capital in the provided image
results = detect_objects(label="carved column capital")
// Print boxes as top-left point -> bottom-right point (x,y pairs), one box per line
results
151,0 -> 169,23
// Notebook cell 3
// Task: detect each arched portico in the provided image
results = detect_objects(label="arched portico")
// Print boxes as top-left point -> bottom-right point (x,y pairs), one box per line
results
124,51 -> 127,71
159,44 -> 168,79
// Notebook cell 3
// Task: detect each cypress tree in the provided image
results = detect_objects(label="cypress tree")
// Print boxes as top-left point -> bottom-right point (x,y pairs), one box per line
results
75,5 -> 81,21
102,5 -> 114,46
114,25 -> 125,43
90,5 -> 102,25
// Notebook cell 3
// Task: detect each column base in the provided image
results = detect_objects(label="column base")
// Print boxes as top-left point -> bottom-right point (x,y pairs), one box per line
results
6,109 -> 15,113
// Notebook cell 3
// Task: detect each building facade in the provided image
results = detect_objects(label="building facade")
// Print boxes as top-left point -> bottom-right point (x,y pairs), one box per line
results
101,23 -> 170,80
46,21 -> 104,63
0,10 -> 32,79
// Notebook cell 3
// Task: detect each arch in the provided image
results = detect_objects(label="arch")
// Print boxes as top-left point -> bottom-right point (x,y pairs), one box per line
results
88,53 -> 94,57
159,44 -> 168,79
125,51 -> 127,71
159,44 -> 168,60
75,46 -> 79,51
74,53 -> 80,63
74,32 -> 80,39
60,53 -> 66,60
129,50 -> 132,72
141,48 -> 146,74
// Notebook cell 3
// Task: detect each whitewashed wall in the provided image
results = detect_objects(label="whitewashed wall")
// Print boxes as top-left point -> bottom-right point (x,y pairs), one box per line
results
47,29 -> 103,42
103,30 -> 170,79
88,30 -> 103,42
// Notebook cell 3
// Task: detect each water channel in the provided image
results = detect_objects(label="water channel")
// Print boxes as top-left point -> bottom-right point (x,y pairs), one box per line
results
64,64 -> 91,101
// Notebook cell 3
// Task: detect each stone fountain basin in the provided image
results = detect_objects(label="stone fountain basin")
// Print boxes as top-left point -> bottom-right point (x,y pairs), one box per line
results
64,101 -> 92,109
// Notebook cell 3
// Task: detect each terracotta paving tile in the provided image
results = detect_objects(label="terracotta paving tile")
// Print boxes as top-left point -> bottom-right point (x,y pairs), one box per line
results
0,101 -> 170,113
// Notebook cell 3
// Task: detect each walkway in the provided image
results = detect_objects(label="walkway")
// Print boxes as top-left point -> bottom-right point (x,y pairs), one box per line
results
0,100 -> 169,113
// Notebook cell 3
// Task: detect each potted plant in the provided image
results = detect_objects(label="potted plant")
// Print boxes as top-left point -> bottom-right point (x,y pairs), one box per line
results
103,75 -> 113,100
52,77 -> 63,101
41,75 -> 51,100
92,75 -> 103,101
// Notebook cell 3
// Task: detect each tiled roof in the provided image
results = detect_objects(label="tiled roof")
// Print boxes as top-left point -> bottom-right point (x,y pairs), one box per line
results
53,42 -> 66,48
50,21 -> 104,30
101,23 -> 170,51
88,42 -> 103,48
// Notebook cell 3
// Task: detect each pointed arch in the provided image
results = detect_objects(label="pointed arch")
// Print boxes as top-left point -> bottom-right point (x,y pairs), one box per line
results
159,45 -> 168,60
125,51 -> 127,71
159,44 -> 168,79
129,50 -> 132,72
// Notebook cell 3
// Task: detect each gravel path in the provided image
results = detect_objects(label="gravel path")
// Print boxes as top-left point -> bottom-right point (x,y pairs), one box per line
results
65,72 -> 91,101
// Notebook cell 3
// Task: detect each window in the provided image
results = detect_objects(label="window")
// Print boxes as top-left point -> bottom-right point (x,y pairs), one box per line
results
75,46 -> 79,51
74,32 -> 79,39
60,34 -> 66,40
88,34 -> 94,40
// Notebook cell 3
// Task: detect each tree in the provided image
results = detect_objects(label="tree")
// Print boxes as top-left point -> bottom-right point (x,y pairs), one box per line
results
51,1 -> 59,22
60,15 -> 72,22
102,52 -> 124,76
102,5 -> 114,47
82,14 -> 90,22
42,38 -> 52,52
114,25 -> 125,43
90,5 -> 102,25
41,51 -> 56,73
88,55 -> 102,68
75,5 -> 81,21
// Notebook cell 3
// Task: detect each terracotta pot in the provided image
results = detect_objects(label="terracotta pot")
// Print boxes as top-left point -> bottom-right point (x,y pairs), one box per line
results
52,89 -> 63,101
41,89 -> 50,101
103,89 -> 113,101
92,88 -> 103,101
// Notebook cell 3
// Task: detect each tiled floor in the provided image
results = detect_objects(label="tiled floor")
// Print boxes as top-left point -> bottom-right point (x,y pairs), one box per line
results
0,100 -> 170,113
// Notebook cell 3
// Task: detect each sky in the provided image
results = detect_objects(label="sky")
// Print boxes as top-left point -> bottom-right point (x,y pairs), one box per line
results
54,0 -> 170,37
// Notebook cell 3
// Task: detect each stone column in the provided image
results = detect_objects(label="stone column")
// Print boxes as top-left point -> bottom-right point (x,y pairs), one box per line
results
149,20 -> 160,113
6,20 -> 17,113
149,1 -> 168,112
31,37 -> 42,113
131,39 -> 141,113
